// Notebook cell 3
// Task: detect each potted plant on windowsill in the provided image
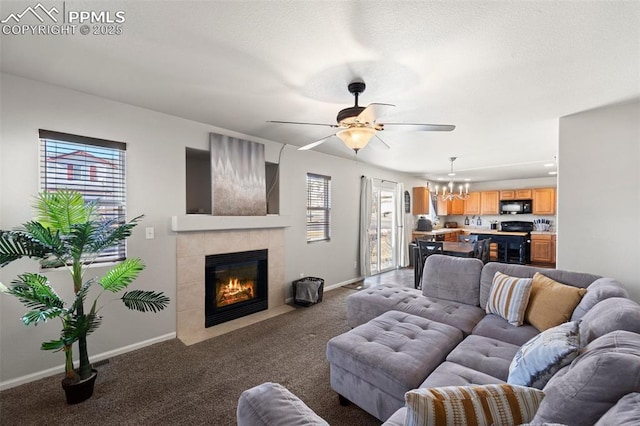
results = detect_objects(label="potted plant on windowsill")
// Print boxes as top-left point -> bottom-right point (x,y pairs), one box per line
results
0,190 -> 170,404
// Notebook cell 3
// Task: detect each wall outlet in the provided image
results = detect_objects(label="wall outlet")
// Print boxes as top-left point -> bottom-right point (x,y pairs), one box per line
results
145,227 -> 155,240
299,272 -> 304,278
353,260 -> 357,269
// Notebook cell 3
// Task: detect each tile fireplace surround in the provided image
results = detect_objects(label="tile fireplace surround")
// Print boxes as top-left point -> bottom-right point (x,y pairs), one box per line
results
175,223 -> 290,345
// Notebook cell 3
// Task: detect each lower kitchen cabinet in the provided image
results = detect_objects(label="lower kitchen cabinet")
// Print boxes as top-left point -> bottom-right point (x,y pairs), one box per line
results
531,233 -> 556,266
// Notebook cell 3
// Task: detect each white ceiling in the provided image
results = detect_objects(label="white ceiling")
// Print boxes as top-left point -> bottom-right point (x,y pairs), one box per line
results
1,1 -> 639,182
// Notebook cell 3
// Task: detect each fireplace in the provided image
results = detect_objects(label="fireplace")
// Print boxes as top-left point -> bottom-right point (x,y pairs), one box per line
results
205,249 -> 268,327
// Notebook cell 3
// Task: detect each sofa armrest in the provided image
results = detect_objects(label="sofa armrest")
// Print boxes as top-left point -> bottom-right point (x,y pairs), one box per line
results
237,382 -> 329,426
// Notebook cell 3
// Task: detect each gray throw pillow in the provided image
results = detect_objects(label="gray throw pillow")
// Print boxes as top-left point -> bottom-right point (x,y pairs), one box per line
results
533,331 -> 640,426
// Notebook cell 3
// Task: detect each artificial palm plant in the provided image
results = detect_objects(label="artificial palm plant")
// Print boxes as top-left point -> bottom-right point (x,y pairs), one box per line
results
0,190 -> 169,400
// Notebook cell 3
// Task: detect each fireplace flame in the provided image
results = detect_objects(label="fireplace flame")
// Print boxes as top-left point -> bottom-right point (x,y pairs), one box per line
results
216,278 -> 255,307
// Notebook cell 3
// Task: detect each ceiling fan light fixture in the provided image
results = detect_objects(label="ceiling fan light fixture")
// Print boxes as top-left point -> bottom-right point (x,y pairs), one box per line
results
336,127 -> 376,153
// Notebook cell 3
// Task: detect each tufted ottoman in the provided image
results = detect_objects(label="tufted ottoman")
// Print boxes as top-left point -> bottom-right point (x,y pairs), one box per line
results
326,310 -> 464,421
346,284 -> 485,335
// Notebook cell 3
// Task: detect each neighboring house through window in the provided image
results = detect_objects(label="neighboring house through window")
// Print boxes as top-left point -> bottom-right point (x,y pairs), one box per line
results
39,129 -> 127,263
306,173 -> 331,242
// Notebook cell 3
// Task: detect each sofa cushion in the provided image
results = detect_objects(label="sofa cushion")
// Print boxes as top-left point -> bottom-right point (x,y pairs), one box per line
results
420,361 -> 505,388
404,384 -> 544,426
595,393 -> 640,426
237,382 -> 329,426
472,314 -> 540,346
446,335 -> 519,381
525,272 -> 587,331
579,297 -> 640,346
480,262 -> 600,310
485,272 -> 533,326
508,320 -> 581,389
533,330 -> 640,426
346,285 -> 485,334
571,277 -> 630,321
421,255 -> 483,306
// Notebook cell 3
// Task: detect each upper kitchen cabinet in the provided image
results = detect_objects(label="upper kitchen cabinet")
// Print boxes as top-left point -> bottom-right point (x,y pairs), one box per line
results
451,198 -> 465,215
463,192 -> 481,215
436,198 -> 450,216
533,187 -> 556,215
480,191 -> 500,215
500,189 -> 533,200
436,198 -> 465,216
413,186 -> 430,215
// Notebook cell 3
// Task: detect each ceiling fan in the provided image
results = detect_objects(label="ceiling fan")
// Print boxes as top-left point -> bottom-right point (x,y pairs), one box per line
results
268,80 -> 455,153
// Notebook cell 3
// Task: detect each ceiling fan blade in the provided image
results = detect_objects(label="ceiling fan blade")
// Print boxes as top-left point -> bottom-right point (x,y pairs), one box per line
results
369,134 -> 391,151
381,123 -> 456,132
298,134 -> 335,151
357,103 -> 395,124
267,120 -> 338,128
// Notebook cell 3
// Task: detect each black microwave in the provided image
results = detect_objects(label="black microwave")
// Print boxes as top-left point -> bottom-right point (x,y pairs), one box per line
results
500,200 -> 532,215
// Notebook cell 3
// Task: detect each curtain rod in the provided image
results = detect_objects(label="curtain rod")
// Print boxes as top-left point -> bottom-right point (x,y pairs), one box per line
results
360,175 -> 399,184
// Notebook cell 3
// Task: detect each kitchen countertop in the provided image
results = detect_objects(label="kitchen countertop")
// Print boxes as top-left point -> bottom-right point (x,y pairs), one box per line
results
414,228 -> 554,237
467,229 -> 529,237
413,228 -> 462,235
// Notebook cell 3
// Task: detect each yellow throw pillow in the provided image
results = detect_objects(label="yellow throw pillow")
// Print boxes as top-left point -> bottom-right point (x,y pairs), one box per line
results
525,272 -> 587,331
404,383 -> 545,426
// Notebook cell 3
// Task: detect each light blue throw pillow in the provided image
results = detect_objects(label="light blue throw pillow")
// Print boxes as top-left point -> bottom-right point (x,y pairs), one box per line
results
508,320 -> 580,389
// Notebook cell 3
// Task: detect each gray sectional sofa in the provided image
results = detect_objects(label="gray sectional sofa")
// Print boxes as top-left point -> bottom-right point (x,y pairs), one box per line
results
238,255 -> 640,425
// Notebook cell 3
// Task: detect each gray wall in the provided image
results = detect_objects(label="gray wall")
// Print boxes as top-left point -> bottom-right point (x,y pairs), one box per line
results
0,73 -> 422,387
558,100 -> 640,301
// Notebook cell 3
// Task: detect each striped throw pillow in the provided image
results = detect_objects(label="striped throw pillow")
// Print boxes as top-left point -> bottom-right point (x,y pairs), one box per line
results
404,384 -> 545,426
486,272 -> 533,326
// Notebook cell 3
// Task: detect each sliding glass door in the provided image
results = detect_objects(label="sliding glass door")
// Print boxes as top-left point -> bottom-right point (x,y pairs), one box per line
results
369,180 -> 397,275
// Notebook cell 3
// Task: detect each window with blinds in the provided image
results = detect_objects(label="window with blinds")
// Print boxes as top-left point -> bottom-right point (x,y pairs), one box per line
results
306,173 -> 331,242
39,129 -> 127,263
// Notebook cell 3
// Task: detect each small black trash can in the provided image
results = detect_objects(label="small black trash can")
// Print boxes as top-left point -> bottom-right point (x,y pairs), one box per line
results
292,277 -> 324,307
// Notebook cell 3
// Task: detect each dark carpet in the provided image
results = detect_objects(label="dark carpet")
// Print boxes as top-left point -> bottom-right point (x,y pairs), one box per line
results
0,287 -> 381,425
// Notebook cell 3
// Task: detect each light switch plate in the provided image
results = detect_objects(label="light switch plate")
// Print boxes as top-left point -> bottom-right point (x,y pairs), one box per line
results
145,227 -> 155,240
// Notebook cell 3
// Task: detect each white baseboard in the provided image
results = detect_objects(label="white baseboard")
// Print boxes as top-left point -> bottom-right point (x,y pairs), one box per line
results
0,332 -> 176,391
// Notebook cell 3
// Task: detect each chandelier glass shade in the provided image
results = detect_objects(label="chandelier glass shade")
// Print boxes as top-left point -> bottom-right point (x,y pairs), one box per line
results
434,157 -> 470,201
336,127 -> 376,152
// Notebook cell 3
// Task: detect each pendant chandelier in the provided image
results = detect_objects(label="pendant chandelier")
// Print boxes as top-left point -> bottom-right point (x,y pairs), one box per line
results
434,157 -> 470,201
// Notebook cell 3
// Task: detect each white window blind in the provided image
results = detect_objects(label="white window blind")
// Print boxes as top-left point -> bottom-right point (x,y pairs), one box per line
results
306,173 -> 331,242
39,129 -> 127,263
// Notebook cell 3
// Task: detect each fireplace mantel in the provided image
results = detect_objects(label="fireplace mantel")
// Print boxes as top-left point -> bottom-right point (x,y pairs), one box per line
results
171,215 -> 290,232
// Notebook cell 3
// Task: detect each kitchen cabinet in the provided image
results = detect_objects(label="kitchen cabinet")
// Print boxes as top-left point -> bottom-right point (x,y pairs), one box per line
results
463,192 -> 481,215
451,199 -> 464,215
436,198 -> 450,216
500,189 -> 533,200
437,198 -> 464,216
533,188 -> 556,215
500,190 -> 515,200
480,191 -> 500,215
444,231 -> 460,242
531,233 -> 556,265
412,187 -> 430,215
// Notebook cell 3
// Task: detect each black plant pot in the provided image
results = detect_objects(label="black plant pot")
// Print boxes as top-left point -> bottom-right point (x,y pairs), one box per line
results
61,369 -> 98,405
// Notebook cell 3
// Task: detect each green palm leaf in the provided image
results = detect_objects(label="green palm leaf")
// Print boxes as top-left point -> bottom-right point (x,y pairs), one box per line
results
89,215 -> 142,254
99,258 -> 145,293
0,230 -> 52,267
34,190 -> 97,234
121,290 -> 170,313
7,273 -> 66,326
67,221 -> 99,261
41,338 -> 67,352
